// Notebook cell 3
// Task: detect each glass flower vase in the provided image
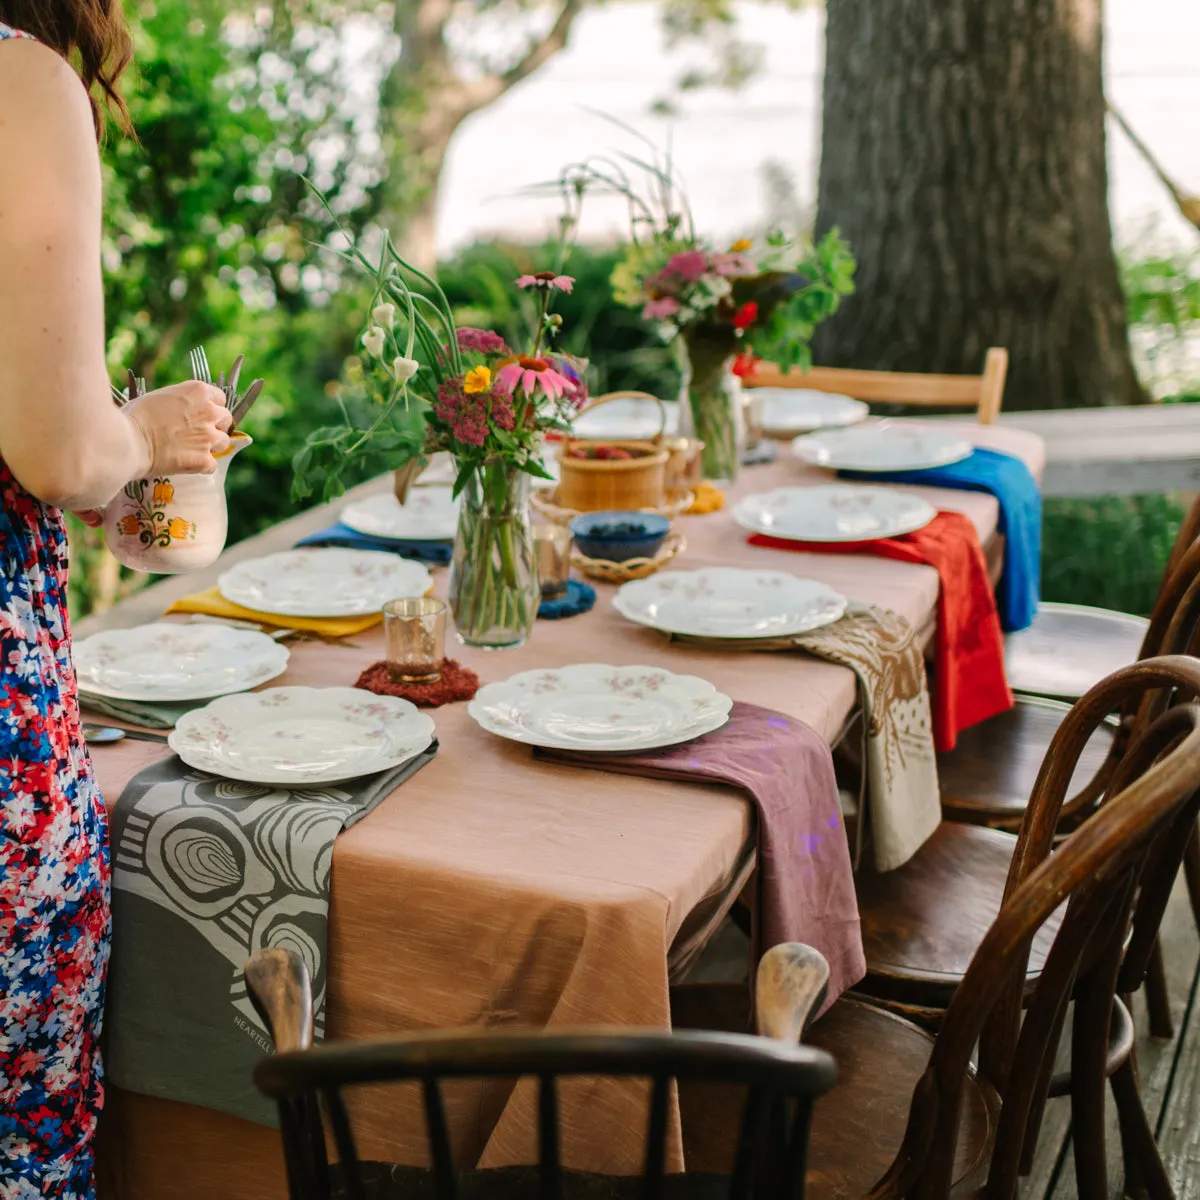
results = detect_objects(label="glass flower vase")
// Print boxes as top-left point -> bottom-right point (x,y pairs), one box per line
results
449,463 -> 539,650
677,334 -> 745,486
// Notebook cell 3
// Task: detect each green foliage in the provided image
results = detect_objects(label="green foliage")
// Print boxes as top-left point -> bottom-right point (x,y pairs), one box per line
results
1121,249 -> 1200,331
74,0 -> 383,616
1041,494 -> 1186,616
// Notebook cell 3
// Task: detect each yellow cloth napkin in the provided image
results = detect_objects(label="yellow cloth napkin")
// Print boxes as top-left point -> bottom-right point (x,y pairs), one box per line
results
165,586 -> 383,637
686,482 -> 726,515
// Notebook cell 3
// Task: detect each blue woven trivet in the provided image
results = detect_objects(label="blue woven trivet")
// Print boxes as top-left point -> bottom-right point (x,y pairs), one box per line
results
538,579 -> 596,619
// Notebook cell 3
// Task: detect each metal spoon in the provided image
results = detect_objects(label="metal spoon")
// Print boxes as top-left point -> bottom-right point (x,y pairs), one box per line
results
83,724 -> 170,746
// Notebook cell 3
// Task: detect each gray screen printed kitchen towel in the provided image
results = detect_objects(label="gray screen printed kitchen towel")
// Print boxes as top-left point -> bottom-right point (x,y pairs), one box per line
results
105,743 -> 437,1125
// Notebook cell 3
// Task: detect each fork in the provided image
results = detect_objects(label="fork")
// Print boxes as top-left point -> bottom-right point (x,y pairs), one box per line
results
189,346 -> 212,386
110,383 -> 129,407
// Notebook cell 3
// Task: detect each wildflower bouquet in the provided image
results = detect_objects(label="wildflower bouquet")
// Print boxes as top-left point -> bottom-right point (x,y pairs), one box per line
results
293,230 -> 586,648
555,144 -> 855,482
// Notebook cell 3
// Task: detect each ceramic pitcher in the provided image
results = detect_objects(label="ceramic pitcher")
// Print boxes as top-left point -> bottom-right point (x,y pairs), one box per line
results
101,432 -> 252,574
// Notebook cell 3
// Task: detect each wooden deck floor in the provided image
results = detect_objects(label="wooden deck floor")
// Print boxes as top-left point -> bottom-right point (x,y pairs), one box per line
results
1026,876 -> 1200,1200
689,877 -> 1200,1197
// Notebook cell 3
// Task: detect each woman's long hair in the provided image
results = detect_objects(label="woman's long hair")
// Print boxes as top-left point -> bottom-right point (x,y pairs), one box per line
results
0,0 -> 132,135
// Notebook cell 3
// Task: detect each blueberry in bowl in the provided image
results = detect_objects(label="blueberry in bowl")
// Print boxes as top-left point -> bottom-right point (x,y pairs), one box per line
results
569,511 -> 671,563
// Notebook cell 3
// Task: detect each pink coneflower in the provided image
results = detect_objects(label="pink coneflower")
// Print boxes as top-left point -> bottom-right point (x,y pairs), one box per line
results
515,271 -> 575,293
456,327 -> 510,355
494,355 -> 577,401
642,296 -> 681,320
709,252 -> 756,277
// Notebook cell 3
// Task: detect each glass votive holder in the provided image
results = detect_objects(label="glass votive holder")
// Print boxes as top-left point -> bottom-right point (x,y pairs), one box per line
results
534,523 -> 573,599
743,391 -> 764,446
383,597 -> 447,683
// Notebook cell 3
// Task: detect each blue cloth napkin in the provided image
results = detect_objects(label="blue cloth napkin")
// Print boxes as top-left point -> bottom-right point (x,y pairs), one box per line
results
539,579 -> 596,619
295,522 -> 453,566
840,447 -> 1041,632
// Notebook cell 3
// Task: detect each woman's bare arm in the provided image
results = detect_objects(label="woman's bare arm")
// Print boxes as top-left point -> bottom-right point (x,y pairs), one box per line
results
0,41 -> 229,511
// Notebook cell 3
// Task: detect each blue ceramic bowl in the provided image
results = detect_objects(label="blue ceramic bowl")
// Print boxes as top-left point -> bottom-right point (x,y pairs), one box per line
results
569,511 -> 671,563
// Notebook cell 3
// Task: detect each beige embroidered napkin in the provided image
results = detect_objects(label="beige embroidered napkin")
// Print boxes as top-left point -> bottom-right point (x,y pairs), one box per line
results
673,602 -> 940,872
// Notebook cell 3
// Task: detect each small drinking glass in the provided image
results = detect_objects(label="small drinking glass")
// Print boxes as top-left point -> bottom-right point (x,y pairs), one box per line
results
534,523 -> 573,599
383,597 -> 447,683
743,391 -> 764,447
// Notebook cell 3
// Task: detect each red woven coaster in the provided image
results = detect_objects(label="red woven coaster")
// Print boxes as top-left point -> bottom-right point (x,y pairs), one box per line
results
355,659 -> 480,707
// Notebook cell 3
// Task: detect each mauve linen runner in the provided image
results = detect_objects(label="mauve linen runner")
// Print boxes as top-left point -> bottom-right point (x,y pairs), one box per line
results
538,701 -> 865,1014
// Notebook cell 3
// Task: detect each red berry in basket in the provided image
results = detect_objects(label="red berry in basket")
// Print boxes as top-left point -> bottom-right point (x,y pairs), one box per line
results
610,447 -> 633,460
569,447 -> 590,459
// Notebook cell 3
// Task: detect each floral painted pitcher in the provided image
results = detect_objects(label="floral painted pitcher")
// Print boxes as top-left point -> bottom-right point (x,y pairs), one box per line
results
101,432 -> 252,574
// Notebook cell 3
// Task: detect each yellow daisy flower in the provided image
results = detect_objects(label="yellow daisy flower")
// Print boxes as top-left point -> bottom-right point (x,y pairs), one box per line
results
463,365 -> 492,394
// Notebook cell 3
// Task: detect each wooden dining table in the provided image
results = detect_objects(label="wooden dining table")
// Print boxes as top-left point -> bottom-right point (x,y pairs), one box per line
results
89,421 -> 1043,1199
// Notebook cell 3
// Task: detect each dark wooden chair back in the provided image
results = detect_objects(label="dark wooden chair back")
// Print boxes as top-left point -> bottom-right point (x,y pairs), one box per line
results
883,680 -> 1200,1200
1053,542 -> 1200,824
244,949 -> 837,1200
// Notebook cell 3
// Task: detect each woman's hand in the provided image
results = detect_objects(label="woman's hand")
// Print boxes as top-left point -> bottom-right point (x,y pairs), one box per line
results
124,381 -> 233,478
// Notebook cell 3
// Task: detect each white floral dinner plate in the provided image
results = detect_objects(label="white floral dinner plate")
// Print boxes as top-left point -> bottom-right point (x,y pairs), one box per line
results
341,487 -> 460,541
733,485 -> 936,543
169,686 -> 436,785
752,388 -> 869,437
572,398 -> 679,441
74,622 -> 290,702
613,568 -> 847,639
791,421 -> 973,472
218,549 -> 432,618
469,663 -> 732,752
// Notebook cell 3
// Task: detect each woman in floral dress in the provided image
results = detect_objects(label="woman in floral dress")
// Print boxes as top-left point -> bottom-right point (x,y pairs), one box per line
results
0,7 -> 232,1195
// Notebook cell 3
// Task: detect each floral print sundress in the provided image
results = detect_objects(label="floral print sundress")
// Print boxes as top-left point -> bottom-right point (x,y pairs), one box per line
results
0,23 -> 112,1200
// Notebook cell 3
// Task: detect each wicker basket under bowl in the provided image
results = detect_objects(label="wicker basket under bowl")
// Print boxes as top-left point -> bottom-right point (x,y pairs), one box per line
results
571,534 -> 686,583
557,392 -> 669,513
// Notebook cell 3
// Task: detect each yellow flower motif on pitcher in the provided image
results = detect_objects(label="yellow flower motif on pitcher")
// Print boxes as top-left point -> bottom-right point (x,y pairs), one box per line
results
152,480 -> 175,505
167,517 -> 192,541
463,365 -> 492,394
118,514 -> 140,536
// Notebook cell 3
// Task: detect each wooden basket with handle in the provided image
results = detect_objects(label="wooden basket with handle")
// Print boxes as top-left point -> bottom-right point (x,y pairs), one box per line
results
556,392 -> 669,513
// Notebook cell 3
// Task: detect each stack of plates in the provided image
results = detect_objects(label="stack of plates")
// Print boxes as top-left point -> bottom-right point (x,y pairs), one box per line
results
218,549 -> 432,618
75,623 -> 290,702
341,487 -> 459,542
791,422 -> 973,472
613,568 -> 846,639
469,664 -> 731,752
753,388 -> 868,437
168,687 -> 435,785
733,485 -> 936,543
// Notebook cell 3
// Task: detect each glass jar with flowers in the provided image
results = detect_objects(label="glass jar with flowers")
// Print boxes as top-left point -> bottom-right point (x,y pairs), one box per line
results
293,229 -> 586,650
554,145 -> 857,485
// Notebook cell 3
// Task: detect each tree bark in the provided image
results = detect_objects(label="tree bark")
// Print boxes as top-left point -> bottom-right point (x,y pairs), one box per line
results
814,0 -> 1145,411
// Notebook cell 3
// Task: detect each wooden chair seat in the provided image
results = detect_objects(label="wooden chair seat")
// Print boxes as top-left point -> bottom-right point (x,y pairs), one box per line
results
853,821 -> 1062,1012
1003,602 -> 1149,701
938,697 -> 1116,828
671,988 -> 999,1197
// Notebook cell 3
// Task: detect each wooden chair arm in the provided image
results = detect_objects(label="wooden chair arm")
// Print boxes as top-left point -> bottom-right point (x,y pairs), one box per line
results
245,949 -> 314,1055
755,943 -> 830,1043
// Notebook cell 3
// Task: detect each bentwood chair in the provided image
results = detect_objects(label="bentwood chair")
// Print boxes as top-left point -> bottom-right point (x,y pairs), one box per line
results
244,946 -> 836,1200
1003,493 -> 1200,702
746,348 -> 1010,425
673,686 -> 1200,1199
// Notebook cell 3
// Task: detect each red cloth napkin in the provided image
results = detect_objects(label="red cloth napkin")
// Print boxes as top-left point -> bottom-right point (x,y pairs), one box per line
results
749,510 -> 1012,751
537,701 -> 865,1017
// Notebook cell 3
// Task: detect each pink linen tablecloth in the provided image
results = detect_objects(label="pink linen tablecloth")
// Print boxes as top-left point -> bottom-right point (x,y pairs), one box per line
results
92,422 -> 1043,1198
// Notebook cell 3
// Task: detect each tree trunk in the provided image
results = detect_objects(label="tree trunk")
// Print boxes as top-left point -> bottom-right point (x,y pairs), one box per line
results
814,0 -> 1145,411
